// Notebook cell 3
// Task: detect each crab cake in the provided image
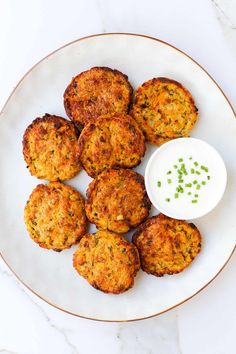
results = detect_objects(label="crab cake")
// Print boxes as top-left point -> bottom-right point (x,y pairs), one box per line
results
73,230 -> 140,294
64,67 -> 133,127
78,113 -> 145,177
85,169 -> 151,233
24,182 -> 87,251
132,214 -> 201,276
23,114 -> 80,181
131,77 -> 198,145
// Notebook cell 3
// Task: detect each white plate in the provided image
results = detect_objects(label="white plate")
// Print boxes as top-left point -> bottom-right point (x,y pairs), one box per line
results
0,33 -> 235,322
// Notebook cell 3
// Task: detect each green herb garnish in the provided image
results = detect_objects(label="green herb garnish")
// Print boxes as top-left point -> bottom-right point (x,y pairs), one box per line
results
201,165 -> 209,172
158,156 -> 211,205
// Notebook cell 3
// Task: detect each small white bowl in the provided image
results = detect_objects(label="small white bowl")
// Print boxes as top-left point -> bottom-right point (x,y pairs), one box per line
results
145,138 -> 227,220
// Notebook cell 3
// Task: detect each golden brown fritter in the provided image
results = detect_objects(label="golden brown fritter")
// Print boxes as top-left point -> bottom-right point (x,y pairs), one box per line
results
23,114 -> 80,181
85,169 -> 151,233
24,182 -> 87,251
73,230 -> 140,294
130,77 -> 198,145
132,214 -> 201,276
78,113 -> 146,177
64,67 -> 133,127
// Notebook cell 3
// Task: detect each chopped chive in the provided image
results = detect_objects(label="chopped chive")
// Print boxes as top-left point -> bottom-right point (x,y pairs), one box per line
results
167,179 -> 172,184
178,158 -> 183,162
181,164 -> 187,175
193,180 -> 198,185
194,194 -> 199,198
192,200 -> 198,203
185,183 -> 192,188
200,165 -> 209,172
165,198 -> 170,202
174,193 -> 179,199
177,169 -> 183,175
194,161 -> 199,167
157,181 -> 161,187
207,176 -> 211,180
202,181 -> 206,185
188,192 -> 192,195
189,157 -> 192,160
178,179 -> 184,183
195,171 -> 201,175
190,168 -> 195,174
167,170 -> 172,175
174,164 -> 178,169
196,184 -> 201,190
176,185 -> 184,193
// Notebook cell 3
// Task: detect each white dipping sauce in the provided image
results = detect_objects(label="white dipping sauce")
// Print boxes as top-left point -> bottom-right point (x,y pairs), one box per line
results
145,138 -> 227,220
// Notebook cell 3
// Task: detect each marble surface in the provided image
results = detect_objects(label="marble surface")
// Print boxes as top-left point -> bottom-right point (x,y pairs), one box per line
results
0,0 -> 235,353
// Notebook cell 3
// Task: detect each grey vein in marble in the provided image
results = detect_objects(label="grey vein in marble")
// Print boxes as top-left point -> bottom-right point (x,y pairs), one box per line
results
115,315 -> 181,354
211,0 -> 236,58
0,261 -> 183,354
0,264 -> 79,354
212,0 -> 236,28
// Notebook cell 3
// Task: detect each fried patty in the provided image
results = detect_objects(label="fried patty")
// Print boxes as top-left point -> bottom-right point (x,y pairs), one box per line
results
73,230 -> 140,294
23,114 -> 80,181
85,169 -> 151,233
24,182 -> 87,251
132,214 -> 201,276
78,113 -> 145,177
130,77 -> 198,145
64,67 -> 133,127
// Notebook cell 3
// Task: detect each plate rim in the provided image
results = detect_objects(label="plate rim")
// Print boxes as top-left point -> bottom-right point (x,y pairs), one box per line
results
0,32 -> 235,322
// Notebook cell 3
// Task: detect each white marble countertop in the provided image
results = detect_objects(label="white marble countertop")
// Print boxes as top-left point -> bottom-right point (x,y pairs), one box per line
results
0,1 -> 235,353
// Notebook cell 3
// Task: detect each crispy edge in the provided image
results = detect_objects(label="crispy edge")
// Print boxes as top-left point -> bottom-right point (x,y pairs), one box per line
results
77,113 -> 146,177
73,231 -> 140,294
24,182 -> 87,252
134,77 -> 198,113
131,77 -> 198,144
85,169 -> 151,232
132,214 -> 202,276
22,114 -> 81,180
63,67 -> 133,124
